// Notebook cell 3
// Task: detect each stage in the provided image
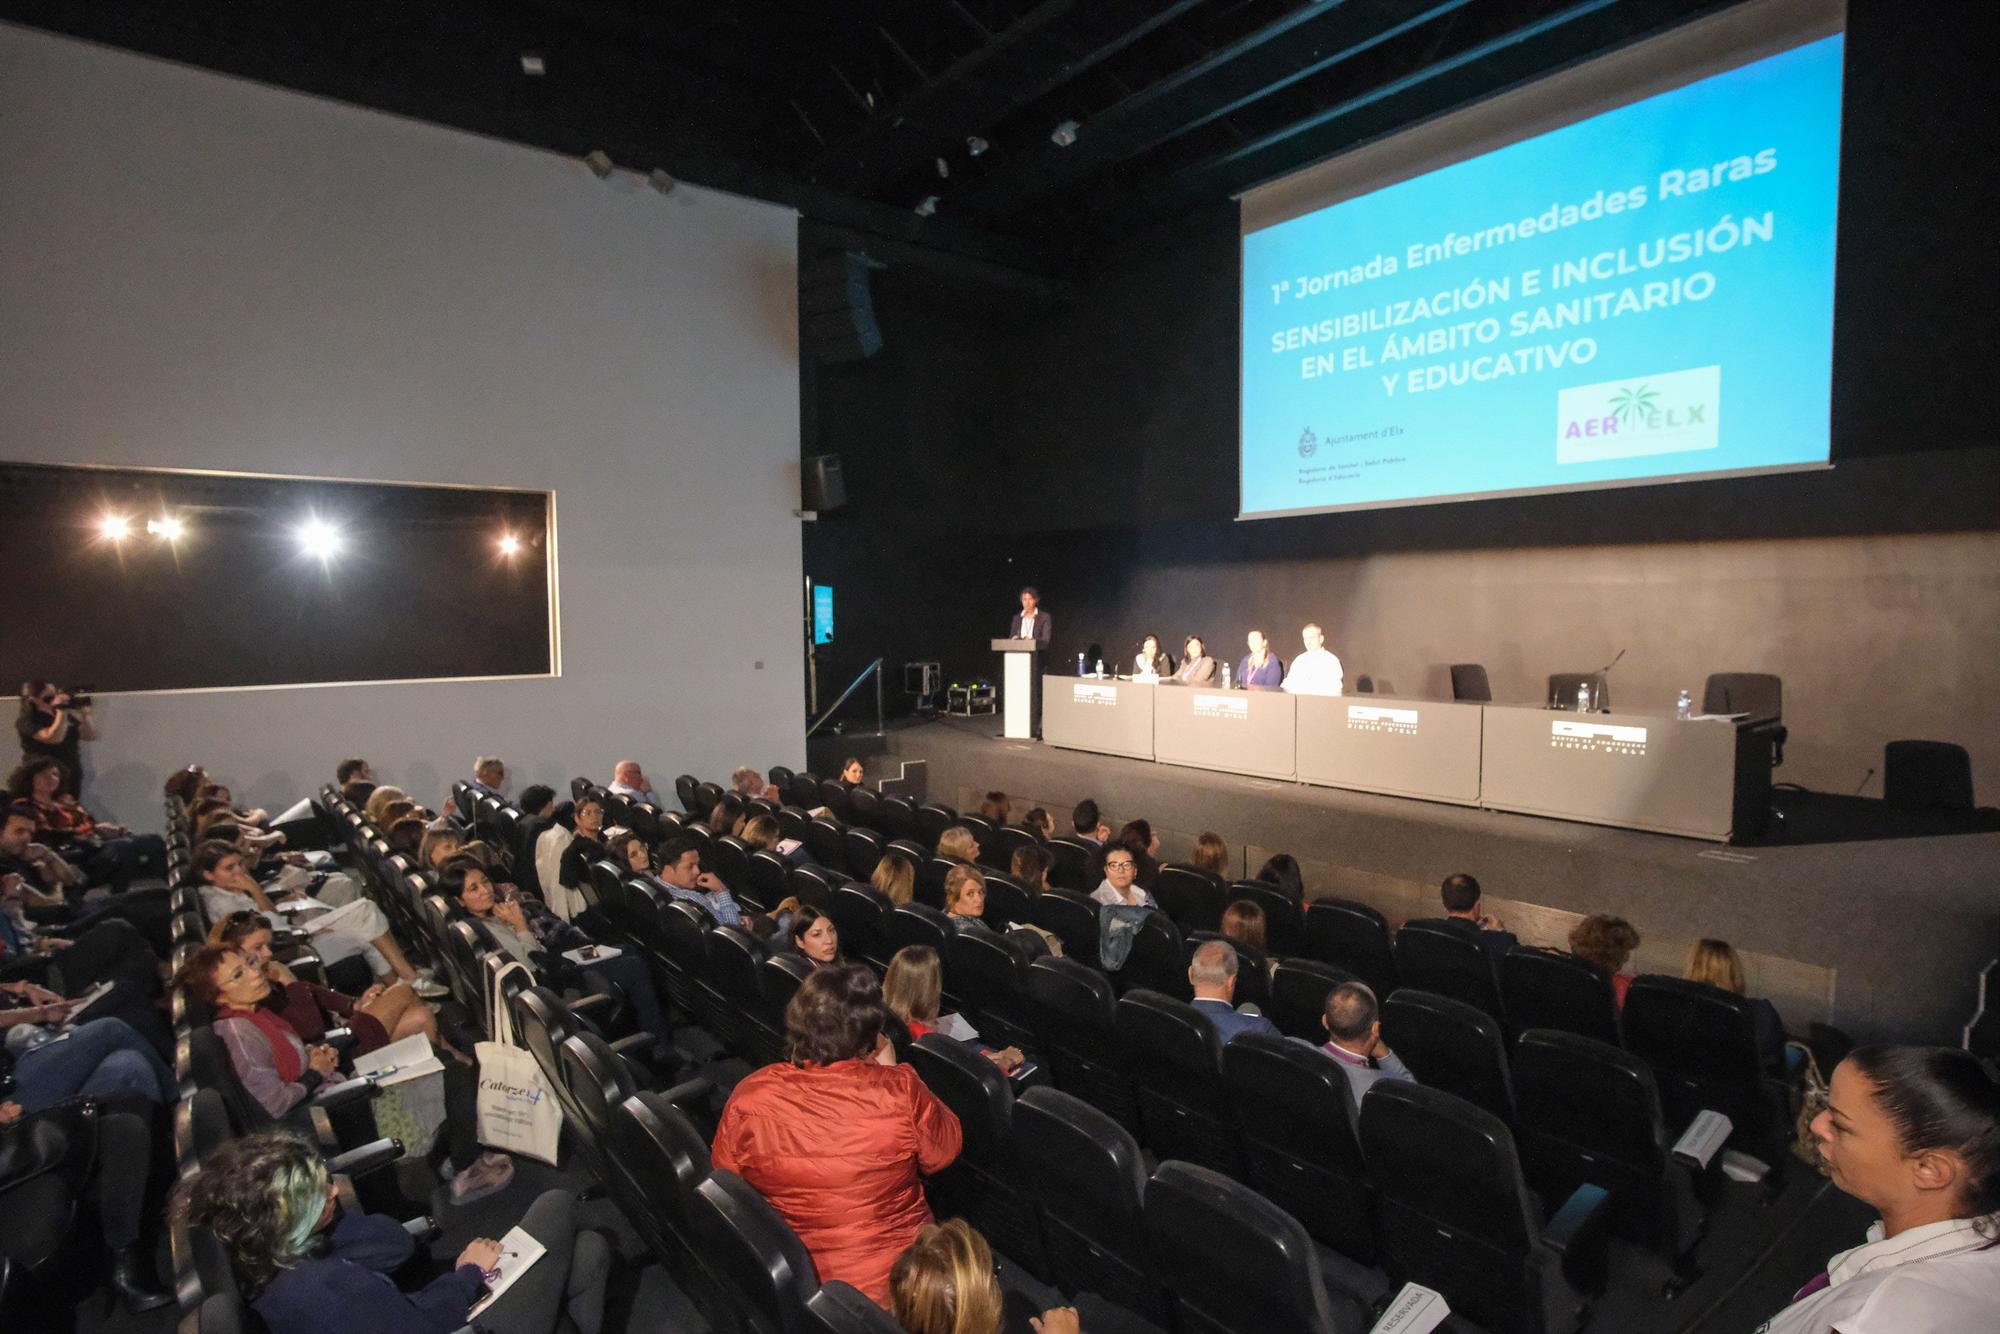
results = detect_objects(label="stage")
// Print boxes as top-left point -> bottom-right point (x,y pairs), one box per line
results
812,716 -> 2000,1047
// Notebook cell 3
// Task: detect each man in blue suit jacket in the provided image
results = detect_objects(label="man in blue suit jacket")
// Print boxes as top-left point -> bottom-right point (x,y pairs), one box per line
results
1188,939 -> 1278,1045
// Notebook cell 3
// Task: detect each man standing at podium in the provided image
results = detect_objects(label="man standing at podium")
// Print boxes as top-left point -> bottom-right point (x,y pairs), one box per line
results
1009,587 -> 1052,737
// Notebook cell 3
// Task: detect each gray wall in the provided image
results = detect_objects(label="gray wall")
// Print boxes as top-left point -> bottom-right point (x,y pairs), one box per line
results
0,24 -> 805,822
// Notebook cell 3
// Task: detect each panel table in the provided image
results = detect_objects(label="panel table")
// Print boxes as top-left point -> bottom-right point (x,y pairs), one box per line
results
1041,675 -> 1156,761
1152,685 -> 1297,781
1480,705 -> 1762,841
1295,694 -> 1484,806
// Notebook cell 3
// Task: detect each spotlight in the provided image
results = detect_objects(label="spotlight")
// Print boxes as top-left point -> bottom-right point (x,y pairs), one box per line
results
97,513 -> 132,541
648,168 -> 676,195
966,135 -> 989,157
520,52 -> 546,76
498,533 -> 522,556
584,150 -> 615,179
146,515 -> 186,541
1050,119 -> 1080,147
297,517 -> 342,560
935,157 -> 949,178
914,195 -> 939,217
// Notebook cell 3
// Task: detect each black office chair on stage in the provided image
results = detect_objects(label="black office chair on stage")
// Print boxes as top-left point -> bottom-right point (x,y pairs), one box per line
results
1451,663 -> 1494,702
1547,672 -> 1609,712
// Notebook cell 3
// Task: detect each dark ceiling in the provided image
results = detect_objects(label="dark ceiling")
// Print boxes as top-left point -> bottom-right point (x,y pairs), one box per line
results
1,0 -> 1739,275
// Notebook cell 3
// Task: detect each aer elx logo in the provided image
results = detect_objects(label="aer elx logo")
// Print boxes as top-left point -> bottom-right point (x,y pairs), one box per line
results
1556,365 -> 1720,464
1297,427 -> 1317,458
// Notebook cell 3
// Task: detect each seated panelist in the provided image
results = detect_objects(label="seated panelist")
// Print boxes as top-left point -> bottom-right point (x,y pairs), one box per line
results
1280,621 -> 1344,696
1236,629 -> 1284,689
1172,635 -> 1218,686
1132,634 -> 1173,679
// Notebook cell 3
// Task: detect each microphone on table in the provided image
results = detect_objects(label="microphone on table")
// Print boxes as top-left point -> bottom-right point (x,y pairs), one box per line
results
1566,648 -> 1623,712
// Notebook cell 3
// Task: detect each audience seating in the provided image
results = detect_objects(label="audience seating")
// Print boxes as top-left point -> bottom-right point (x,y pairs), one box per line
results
914,803 -> 957,848
1018,956 -> 1138,1130
992,823 -> 1042,867
1266,958 -> 1354,1042
806,817 -> 846,872
1115,990 -> 1242,1176
611,1092 -> 739,1333
1500,948 -> 1622,1048
841,826 -> 886,878
1394,919 -> 1506,1022
707,836 -> 753,894
1045,836 -> 1094,891
1187,930 -> 1271,1012
1303,900 -> 1400,1000
824,883 -> 895,973
745,850 -> 790,912
1221,1031 -> 1375,1263
878,794 -> 918,843
804,1281 -> 904,1334
1118,911 -> 1191,1000
905,1036 -> 1052,1282
1226,881 -> 1305,956
1361,1081 -> 1610,1334
1154,864 -> 1226,933
693,1169 -> 821,1334
1029,888 -> 1100,967
1381,988 -> 1517,1125
1621,976 -> 1792,1173
978,870 -> 1034,931
945,927 -> 1039,1053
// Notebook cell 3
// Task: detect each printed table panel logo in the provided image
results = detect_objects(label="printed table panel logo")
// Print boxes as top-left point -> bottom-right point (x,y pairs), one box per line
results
1557,365 -> 1720,464
1550,719 -> 1648,756
1193,696 -> 1249,721
1347,704 -> 1418,735
1071,684 -> 1120,707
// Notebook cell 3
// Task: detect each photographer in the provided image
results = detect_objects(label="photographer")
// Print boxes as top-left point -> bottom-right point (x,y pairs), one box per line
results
17,680 -> 97,798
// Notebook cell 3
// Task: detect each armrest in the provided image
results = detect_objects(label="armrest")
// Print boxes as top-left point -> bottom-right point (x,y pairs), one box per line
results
326,1137 -> 404,1179
1544,1183 -> 1609,1254
661,1077 -> 714,1111
1544,1182 -> 1612,1294
606,1032 -> 655,1059
402,1214 -> 442,1245
563,993 -> 614,1016
312,1075 -> 380,1111
320,1027 -> 356,1055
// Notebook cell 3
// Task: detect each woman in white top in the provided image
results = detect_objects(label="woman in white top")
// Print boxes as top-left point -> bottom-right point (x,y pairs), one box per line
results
1132,634 -> 1172,679
1089,849 -> 1153,909
1757,1045 -> 2000,1333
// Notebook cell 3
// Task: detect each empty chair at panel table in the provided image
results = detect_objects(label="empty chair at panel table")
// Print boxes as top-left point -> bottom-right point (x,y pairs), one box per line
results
1267,958 -> 1356,1043
1226,881 -> 1305,956
1012,1086 -> 1171,1326
1621,975 -> 1794,1172
1154,864 -> 1227,934
1512,1030 -> 1704,1282
1883,739 -> 1977,811
1187,930 -> 1271,1013
1381,988 -> 1517,1125
693,1169 -> 822,1334
1304,900 -> 1400,1000
914,803 -> 959,848
842,826 -> 887,880
1142,1160 -> 1367,1334
1547,671 -> 1609,712
1115,989 -> 1242,1175
824,883 -> 893,973
1028,888 -> 1101,971
1395,919 -> 1506,1023
1500,947 -> 1622,1048
1223,1030 -> 1376,1263
807,816 -> 848,873
1451,662 -> 1494,702
1019,956 -> 1137,1131
905,1034 -> 1052,1281
1361,1081 -> 1610,1334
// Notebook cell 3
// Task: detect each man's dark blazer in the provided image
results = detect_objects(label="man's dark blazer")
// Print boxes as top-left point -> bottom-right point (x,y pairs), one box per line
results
1009,611 -> 1053,646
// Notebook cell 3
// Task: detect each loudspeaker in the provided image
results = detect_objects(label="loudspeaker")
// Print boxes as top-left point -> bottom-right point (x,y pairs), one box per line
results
803,454 -> 846,512
801,251 -> 884,362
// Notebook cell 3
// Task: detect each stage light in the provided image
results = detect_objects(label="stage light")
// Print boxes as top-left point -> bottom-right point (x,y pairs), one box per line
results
520,52 -> 545,76
97,513 -> 132,541
297,517 -> 342,560
584,150 -> 615,179
966,136 -> 988,157
1050,120 -> 1080,147
498,533 -> 521,556
914,195 -> 939,217
146,515 -> 186,541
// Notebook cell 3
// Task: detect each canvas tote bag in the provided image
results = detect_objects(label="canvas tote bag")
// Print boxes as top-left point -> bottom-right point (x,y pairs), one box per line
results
475,958 -> 564,1164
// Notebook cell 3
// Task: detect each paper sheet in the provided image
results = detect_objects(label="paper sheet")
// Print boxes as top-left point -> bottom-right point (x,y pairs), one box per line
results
466,1225 -> 546,1319
347,1032 -> 444,1088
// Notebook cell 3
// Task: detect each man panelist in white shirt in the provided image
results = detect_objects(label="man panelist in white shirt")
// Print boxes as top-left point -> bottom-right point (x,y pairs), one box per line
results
1281,622 -> 1344,696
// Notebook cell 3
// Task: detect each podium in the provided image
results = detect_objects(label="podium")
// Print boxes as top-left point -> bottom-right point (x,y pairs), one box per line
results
991,639 -> 1041,739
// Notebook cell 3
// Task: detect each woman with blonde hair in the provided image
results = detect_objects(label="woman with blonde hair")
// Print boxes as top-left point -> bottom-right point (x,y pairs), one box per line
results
935,826 -> 981,864
361,785 -> 407,827
872,853 -> 915,907
1188,831 -> 1230,878
889,1219 -> 1077,1334
883,945 -> 944,1040
1685,938 -> 1791,1077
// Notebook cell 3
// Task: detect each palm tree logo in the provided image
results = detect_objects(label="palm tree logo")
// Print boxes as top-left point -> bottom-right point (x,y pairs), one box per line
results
1609,384 -> 1660,425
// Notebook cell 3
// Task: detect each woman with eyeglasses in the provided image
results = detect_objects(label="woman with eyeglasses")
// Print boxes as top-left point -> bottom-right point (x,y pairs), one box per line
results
206,911 -> 450,1060
1089,849 -> 1154,908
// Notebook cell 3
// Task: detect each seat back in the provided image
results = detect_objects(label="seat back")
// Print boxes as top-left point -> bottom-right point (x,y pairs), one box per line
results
994,824 -> 1041,867
761,952 -> 814,1021
914,803 -> 958,848
1030,889 -> 1100,967
806,817 -> 847,873
1451,663 -> 1493,702
957,814 -> 997,865
1226,881 -> 1304,955
1014,1086 -> 1167,1323
1381,989 -> 1516,1124
1702,672 -> 1781,721
674,774 -> 701,814
824,883 -> 893,972
746,850 -> 791,913
1142,1160 -> 1354,1334
512,986 -> 585,1122
615,1090 -> 712,1242
1187,930 -> 1271,1013
1547,671 -> 1609,711
777,807 -> 811,844
1267,958 -> 1355,1041
1883,739 -> 1976,810
878,794 -> 918,842
906,1035 -> 1049,1279
693,1170 -> 820,1334
788,863 -> 842,909
1222,1031 -> 1374,1262
886,901 -> 952,963
841,826 -> 886,879
1360,1081 -> 1565,1334
709,925 -> 783,1065
1045,836 -> 1094,891
706,837 -> 753,895
1154,864 -> 1227,932
817,779 -> 852,821
1115,990 -> 1240,1174
1303,900 -> 1399,999
916,855 -> 963,911
787,773 -> 822,811
1020,956 -> 1136,1130
805,1281 -> 904,1334
978,870 -> 1034,930
694,781 -> 727,817
1622,976 -> 1787,1162
560,1031 -> 636,1181
1119,911 -> 1190,1000
589,858 -> 630,932
945,926 -> 1037,1051
1500,948 -> 1621,1047
1394,920 -> 1505,1022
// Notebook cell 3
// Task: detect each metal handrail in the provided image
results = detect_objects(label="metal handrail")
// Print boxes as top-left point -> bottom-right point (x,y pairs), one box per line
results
807,657 -> 885,738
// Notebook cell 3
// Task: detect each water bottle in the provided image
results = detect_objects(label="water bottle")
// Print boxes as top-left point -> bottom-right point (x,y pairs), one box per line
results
1076,651 -> 1086,677
1221,663 -> 1232,689
1094,658 -> 1105,679
1576,681 -> 1591,713
1677,688 -> 1693,720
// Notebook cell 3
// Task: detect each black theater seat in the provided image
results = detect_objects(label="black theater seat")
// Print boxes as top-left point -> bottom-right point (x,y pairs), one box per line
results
1303,899 -> 1400,1000
1622,975 -> 1793,1173
1187,930 -> 1271,1013
1267,958 -> 1355,1042
693,1169 -> 821,1334
1501,947 -> 1622,1047
614,1091 -> 739,1332
805,1281 -> 904,1334
842,825 -> 886,879
1226,880 -> 1305,955
824,882 -> 893,973
945,924 -> 1038,1052
1019,955 -> 1137,1130
1116,989 -> 1242,1175
1222,1030 -> 1375,1263
906,1034 -> 1052,1281
1381,988 -> 1517,1125
1395,919 -> 1506,1023
1030,888 -> 1100,967
1154,863 -> 1227,933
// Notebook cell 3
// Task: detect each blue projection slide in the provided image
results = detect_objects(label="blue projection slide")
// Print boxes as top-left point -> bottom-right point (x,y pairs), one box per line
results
1240,35 -> 1842,517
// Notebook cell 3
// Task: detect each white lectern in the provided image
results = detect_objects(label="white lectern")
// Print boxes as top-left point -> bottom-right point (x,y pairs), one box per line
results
992,638 -> 1040,740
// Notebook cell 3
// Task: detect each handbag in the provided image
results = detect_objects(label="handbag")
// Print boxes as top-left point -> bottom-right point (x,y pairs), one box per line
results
473,958 -> 563,1165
